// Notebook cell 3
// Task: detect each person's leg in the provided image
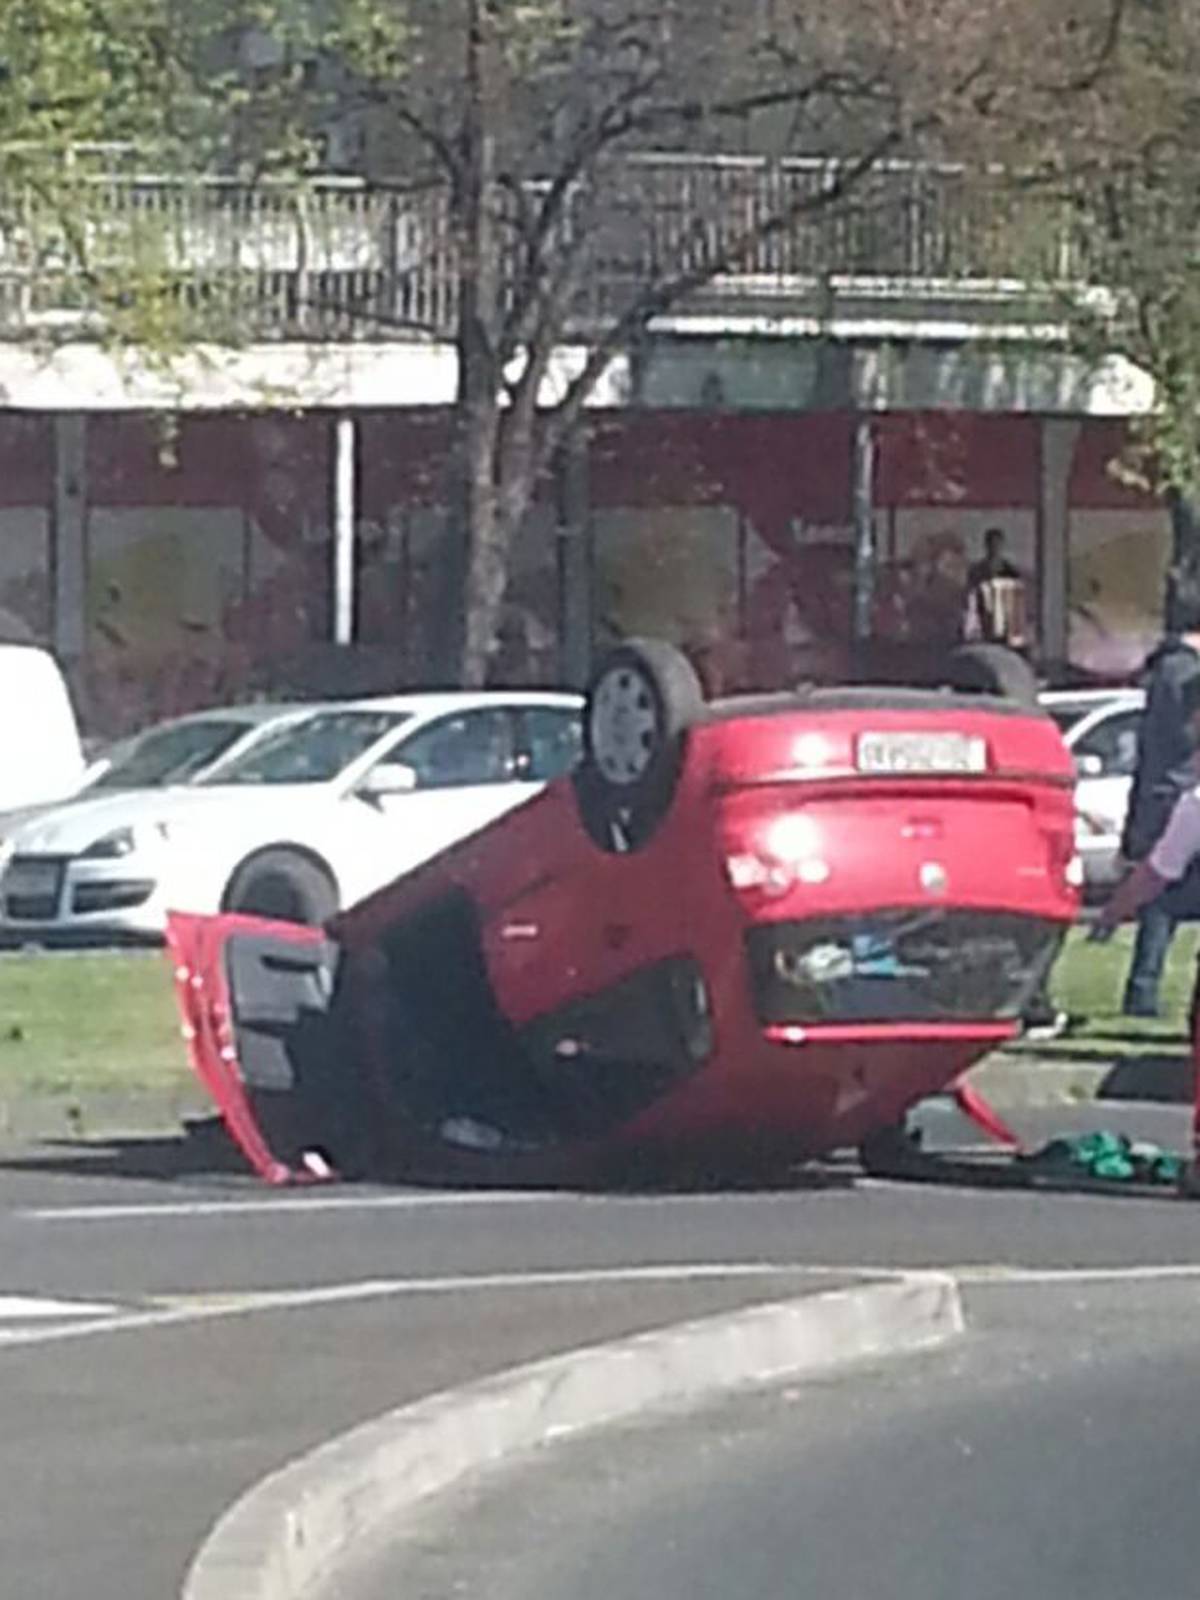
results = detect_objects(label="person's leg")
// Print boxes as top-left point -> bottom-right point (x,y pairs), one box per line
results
1122,899 -> 1176,1017
1179,956 -> 1200,1196
1021,939 -> 1069,1039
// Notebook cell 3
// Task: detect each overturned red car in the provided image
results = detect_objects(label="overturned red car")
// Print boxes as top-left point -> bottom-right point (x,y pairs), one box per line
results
167,640 -> 1079,1185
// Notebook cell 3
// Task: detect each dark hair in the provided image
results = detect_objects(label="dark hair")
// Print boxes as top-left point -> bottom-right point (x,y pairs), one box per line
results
984,526 -> 1005,547
1165,562 -> 1200,634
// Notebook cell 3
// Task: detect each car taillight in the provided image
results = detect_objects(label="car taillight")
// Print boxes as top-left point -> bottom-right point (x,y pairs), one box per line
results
724,814 -> 831,897
1043,822 -> 1083,892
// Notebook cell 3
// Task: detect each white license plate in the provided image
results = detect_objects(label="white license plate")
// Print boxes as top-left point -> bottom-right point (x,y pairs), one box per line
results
3,860 -> 62,900
856,731 -> 987,775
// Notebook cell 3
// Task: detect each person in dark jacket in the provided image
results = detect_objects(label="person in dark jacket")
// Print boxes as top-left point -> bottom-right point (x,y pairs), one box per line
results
1119,563 -> 1200,1016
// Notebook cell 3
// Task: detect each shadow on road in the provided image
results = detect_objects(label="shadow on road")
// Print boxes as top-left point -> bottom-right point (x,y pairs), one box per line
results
0,1119 -> 251,1185
0,1120 -> 860,1196
1099,1056 -> 1194,1103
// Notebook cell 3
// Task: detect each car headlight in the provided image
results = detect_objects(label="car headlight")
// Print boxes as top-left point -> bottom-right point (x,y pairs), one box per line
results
80,822 -> 172,860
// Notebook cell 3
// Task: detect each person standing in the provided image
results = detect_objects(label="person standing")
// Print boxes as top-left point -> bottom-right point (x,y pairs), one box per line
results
963,527 -> 1029,649
1119,562 -> 1200,1016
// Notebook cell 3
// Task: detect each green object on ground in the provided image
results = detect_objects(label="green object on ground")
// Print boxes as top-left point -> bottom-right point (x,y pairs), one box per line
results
1020,1129 -> 1185,1186
0,950 -> 188,1096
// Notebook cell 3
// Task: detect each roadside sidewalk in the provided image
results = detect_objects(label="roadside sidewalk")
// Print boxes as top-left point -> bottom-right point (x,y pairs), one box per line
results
966,1043 -> 1192,1110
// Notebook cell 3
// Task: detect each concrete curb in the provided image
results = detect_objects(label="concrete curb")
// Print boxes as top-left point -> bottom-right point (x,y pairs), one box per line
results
965,1054 -> 1113,1108
182,1273 -> 963,1600
4,1045 -> 1178,1149
4,1044 -> 1185,1147
0,1088 -> 209,1142
0,1058 -> 1131,1150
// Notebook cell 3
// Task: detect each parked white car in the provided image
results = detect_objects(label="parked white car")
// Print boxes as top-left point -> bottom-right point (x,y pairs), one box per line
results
1,703 -> 307,836
82,704 -> 309,794
0,692 -> 582,943
1041,688 -> 1144,896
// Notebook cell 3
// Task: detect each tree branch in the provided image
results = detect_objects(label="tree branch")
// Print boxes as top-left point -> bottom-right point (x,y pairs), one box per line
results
538,128 -> 907,467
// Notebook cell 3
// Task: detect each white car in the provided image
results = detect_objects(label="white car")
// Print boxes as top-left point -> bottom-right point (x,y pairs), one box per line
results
1041,688 -> 1145,896
0,692 -> 582,943
0,703 -> 310,847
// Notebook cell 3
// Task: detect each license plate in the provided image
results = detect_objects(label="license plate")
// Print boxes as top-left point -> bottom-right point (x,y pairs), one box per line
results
856,731 -> 987,775
3,859 -> 63,902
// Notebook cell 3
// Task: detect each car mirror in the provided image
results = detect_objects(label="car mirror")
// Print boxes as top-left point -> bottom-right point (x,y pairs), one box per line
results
1075,753 -> 1104,779
356,762 -> 419,803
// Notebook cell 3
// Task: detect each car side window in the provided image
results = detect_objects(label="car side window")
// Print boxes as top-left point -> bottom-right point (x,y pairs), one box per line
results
395,710 -> 517,789
1076,711 -> 1141,778
520,707 -> 582,781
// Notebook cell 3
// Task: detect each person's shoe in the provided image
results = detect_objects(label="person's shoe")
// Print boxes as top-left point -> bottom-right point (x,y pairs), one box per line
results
1022,1008 -> 1070,1042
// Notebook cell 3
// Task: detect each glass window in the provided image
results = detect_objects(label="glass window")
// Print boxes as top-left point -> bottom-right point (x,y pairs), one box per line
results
89,720 -> 253,791
1074,710 -> 1141,778
1048,708 -> 1084,738
206,711 -> 411,786
396,710 -> 516,789
748,911 -> 1064,1025
521,706 -> 582,781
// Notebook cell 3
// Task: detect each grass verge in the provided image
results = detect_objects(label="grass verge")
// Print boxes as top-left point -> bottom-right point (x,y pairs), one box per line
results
1006,924 -> 1200,1060
0,922 -> 1195,1100
0,949 -> 189,1096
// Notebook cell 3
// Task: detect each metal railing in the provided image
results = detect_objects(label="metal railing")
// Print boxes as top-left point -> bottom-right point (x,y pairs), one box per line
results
0,155 -> 1082,342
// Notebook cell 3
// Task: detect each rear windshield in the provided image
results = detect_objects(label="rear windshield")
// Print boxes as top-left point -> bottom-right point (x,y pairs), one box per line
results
748,912 -> 1064,1026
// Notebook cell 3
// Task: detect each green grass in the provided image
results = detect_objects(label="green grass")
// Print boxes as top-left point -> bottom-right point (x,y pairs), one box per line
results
0,923 -> 1194,1099
0,950 -> 190,1096
1008,924 -> 1200,1060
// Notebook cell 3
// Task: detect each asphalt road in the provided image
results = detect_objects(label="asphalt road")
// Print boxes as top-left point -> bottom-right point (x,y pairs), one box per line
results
0,1097 -> 1196,1599
339,1275 -> 1200,1600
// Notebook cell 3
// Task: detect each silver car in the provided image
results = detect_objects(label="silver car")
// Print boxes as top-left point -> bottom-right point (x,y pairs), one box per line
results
1041,688 -> 1144,899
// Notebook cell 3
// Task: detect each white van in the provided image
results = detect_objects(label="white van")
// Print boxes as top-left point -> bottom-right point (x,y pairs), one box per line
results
0,644 -> 86,812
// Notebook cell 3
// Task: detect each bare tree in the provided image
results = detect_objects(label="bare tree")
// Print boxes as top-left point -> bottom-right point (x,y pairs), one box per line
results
264,0 -> 1117,683
3,0 -> 1131,679
981,0 -> 1200,554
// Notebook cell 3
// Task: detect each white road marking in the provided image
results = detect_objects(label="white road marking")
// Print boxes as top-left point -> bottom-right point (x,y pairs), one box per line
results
0,1262 -> 857,1352
0,1257 -> 1198,1353
0,1294 -> 118,1319
21,1192 -> 571,1222
955,1262 -> 1200,1285
20,1187 -> 866,1223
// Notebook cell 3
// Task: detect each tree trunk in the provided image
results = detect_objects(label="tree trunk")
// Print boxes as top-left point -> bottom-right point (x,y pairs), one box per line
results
1168,486 -> 1200,568
459,404 -> 538,686
432,0 -> 511,688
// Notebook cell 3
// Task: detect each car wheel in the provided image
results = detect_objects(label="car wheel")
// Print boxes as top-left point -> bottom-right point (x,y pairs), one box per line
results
223,850 -> 339,926
944,643 -> 1039,706
574,638 -> 705,852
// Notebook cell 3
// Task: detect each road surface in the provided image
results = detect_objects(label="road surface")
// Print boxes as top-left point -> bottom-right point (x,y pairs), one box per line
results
0,1097 -> 1192,1598
339,1273 -> 1200,1600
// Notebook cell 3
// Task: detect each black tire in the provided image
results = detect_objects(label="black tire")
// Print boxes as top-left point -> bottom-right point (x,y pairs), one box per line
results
574,638 -> 705,852
223,849 -> 339,926
944,643 -> 1039,706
